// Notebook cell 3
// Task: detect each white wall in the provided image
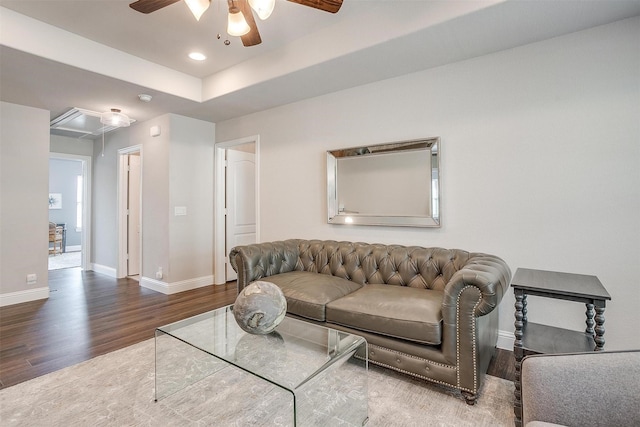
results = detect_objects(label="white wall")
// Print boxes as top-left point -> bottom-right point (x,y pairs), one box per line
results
0,102 -> 50,305
216,17 -> 640,351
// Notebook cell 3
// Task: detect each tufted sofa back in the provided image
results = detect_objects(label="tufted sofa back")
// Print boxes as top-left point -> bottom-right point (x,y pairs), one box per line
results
231,239 -> 474,291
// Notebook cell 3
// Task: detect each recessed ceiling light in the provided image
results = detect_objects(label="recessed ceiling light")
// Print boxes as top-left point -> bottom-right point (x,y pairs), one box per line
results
188,52 -> 206,61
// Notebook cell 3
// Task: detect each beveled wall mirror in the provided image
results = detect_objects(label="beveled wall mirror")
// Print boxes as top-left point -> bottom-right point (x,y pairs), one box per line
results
327,137 -> 440,227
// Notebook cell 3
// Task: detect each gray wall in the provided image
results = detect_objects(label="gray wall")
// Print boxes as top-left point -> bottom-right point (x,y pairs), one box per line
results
91,113 -> 214,287
215,18 -> 640,350
167,114 -> 214,283
0,102 -> 50,301
2,18 -> 638,351
50,134 -> 94,157
0,104 -> 214,303
91,126 -> 133,271
48,158 -> 82,247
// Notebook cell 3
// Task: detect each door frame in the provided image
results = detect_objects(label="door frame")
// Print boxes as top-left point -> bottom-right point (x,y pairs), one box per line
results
117,145 -> 143,279
49,152 -> 91,271
213,135 -> 260,285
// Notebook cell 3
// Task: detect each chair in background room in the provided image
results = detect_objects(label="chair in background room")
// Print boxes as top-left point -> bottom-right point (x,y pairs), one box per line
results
49,222 -> 63,255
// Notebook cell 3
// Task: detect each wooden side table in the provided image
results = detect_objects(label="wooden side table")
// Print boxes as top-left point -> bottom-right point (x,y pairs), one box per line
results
511,268 -> 611,427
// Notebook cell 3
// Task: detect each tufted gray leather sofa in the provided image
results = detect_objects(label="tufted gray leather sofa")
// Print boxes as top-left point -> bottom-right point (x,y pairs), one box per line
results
229,239 -> 511,404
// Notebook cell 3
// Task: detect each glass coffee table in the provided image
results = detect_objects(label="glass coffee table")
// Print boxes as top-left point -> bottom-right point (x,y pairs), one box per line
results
155,305 -> 368,426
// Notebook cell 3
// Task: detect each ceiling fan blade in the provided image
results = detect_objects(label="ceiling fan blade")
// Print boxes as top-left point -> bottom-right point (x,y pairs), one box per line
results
236,0 -> 262,47
129,0 -> 182,14
287,0 -> 342,13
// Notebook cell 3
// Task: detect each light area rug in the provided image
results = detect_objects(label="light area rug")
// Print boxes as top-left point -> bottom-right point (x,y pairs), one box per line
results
0,339 -> 515,426
48,251 -> 81,270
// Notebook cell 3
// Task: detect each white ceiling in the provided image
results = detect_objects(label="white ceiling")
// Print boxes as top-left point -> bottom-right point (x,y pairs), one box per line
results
1,0 -> 639,133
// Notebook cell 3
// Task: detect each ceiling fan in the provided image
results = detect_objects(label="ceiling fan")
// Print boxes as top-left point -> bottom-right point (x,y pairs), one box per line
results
129,0 -> 343,47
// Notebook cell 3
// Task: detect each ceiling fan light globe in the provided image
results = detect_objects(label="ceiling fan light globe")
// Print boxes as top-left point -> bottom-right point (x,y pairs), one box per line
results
249,0 -> 275,20
185,0 -> 210,21
227,9 -> 250,37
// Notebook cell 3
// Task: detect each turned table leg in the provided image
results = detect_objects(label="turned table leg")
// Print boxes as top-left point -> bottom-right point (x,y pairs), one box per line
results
585,303 -> 595,337
587,301 -> 606,351
513,290 -> 525,427
594,303 -> 606,351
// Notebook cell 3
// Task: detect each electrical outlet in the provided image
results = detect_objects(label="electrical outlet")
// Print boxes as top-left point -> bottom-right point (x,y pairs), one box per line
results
26,273 -> 37,285
156,267 -> 163,280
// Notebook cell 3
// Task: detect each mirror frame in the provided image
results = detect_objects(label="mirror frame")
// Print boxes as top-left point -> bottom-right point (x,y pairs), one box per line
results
327,137 -> 440,227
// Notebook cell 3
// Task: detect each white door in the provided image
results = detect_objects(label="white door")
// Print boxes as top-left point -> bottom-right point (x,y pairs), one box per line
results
127,153 -> 141,276
226,148 -> 256,280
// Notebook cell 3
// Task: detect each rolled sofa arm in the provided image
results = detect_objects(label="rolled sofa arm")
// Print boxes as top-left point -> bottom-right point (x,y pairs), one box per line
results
229,240 -> 304,290
440,253 -> 511,372
442,254 -> 512,317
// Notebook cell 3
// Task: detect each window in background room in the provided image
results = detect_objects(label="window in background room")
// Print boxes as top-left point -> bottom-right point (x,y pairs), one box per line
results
76,175 -> 83,231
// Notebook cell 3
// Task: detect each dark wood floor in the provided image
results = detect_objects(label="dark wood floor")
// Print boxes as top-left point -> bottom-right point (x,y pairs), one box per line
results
0,268 -> 514,389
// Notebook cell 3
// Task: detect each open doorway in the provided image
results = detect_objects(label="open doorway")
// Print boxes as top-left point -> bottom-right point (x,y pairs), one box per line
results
48,153 -> 91,271
117,146 -> 142,280
214,136 -> 259,285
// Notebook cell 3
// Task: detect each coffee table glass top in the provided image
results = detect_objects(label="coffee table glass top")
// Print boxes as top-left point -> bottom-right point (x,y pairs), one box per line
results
155,305 -> 369,426
157,305 -> 366,390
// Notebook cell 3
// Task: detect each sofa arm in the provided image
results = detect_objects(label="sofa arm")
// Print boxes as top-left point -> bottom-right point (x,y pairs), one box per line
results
521,351 -> 640,427
442,254 -> 511,318
439,253 -> 511,391
229,240 -> 304,290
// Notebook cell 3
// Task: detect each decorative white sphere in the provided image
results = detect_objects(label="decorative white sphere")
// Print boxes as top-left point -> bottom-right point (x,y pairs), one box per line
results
233,281 -> 287,335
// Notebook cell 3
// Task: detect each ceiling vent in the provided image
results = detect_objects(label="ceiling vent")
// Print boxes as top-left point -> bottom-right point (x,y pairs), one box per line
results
50,108 -> 135,139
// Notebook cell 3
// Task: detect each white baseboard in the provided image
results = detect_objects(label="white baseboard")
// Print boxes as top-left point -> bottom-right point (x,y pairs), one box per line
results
90,263 -> 117,278
139,277 -> 167,293
497,329 -> 515,350
140,275 -> 214,295
65,245 -> 81,252
0,286 -> 49,307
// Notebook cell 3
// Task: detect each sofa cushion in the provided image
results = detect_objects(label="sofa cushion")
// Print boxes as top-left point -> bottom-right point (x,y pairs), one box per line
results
264,271 -> 363,322
325,284 -> 443,345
